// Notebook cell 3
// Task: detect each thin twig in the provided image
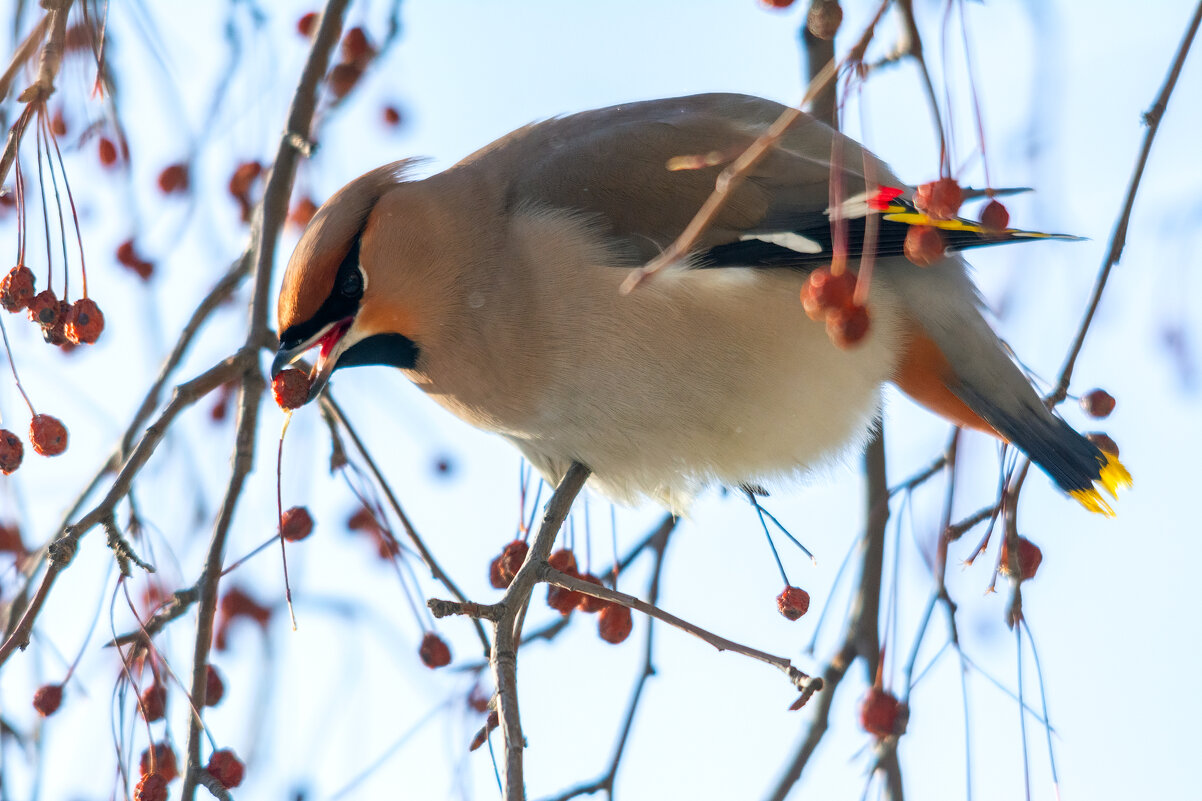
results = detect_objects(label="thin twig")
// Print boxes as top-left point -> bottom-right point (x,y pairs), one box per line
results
1051,0 -> 1202,402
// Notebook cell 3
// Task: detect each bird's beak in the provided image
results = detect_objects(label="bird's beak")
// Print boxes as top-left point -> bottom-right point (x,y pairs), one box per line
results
271,317 -> 355,404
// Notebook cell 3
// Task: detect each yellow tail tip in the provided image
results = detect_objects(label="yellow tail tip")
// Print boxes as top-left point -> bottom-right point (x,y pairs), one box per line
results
1070,454 -> 1132,516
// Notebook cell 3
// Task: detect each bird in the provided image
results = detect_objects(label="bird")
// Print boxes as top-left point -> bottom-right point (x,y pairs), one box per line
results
272,93 -> 1129,514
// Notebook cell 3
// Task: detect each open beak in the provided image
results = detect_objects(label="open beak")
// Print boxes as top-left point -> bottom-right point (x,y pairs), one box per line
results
271,318 -> 354,403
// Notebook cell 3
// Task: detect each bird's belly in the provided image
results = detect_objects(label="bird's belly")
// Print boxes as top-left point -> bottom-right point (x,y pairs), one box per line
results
502,267 -> 903,509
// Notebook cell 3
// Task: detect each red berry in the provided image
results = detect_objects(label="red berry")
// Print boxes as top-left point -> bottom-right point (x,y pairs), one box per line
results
205,664 -> 225,706
382,105 -> 403,127
41,300 -> 71,345
759,0 -> 797,8
859,687 -> 902,738
0,265 -> 35,312
999,536 -> 1043,582
272,368 -> 312,409
279,505 -> 314,542
50,110 -> 68,137
546,582 -> 582,616
914,178 -> 963,220
776,585 -> 811,621
98,136 -> 119,167
206,749 -> 244,789
576,574 -> 607,613
116,239 -> 154,280
228,161 -> 263,203
64,298 -> 105,344
979,199 -> 1010,233
341,27 -> 375,66
347,507 -> 376,531
33,683 -> 63,716
488,556 -> 508,589
140,683 -> 167,722
498,539 -> 528,585
1086,432 -> 1120,458
418,632 -> 452,668
801,268 -> 856,321
0,429 -> 23,474
139,742 -> 179,782
826,302 -> 870,348
1080,389 -> 1116,418
134,773 -> 169,801
547,549 -> 577,574
157,163 -> 190,194
27,289 -> 60,326
904,225 -> 945,267
807,1 -> 843,39
0,522 -> 26,557
598,603 -> 633,644
328,63 -> 363,99
288,196 -> 319,229
296,11 -> 319,37
29,414 -> 68,456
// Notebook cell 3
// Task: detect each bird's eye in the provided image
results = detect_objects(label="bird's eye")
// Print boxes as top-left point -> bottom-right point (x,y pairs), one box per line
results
341,268 -> 363,298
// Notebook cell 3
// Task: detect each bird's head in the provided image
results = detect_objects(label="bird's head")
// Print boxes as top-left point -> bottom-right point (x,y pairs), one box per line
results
271,161 -> 426,404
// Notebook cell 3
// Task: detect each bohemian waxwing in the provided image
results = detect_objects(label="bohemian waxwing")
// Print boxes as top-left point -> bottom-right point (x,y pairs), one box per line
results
272,93 -> 1129,513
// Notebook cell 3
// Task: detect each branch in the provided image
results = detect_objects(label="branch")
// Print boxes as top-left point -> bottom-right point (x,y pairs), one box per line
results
1051,0 -> 1202,402
492,462 -> 590,801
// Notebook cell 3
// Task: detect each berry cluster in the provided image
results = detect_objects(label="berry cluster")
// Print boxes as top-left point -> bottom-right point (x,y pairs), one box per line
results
801,267 -> 870,348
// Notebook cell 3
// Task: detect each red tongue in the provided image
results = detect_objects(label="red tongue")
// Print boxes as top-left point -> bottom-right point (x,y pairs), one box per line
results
318,320 -> 351,360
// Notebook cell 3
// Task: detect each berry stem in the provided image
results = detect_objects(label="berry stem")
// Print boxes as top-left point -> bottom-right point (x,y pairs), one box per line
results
38,110 -> 70,301
275,414 -> 298,631
0,314 -> 36,416
45,114 -> 87,298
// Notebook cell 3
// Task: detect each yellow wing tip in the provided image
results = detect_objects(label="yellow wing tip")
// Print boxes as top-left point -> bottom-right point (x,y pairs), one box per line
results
1070,454 -> 1132,516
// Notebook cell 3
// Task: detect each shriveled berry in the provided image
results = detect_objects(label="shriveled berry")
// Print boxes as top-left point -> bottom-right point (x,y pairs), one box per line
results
341,27 -> 375,66
328,62 -> 363,99
776,585 -> 811,620
134,773 -> 168,801
206,749 -> 244,789
0,522 -> 25,556
826,302 -> 870,348
139,743 -> 178,782
29,414 -> 68,456
418,632 -> 452,668
0,430 -> 23,474
498,539 -> 528,585
288,196 -> 319,229
980,199 -> 1010,233
1080,389 -> 1116,419
41,300 -> 71,345
1086,432 -> 1120,457
272,368 -> 312,409
228,161 -> 262,199
27,289 -> 60,326
139,742 -> 179,782
598,603 -> 633,644
904,225 -> 945,267
33,683 -> 63,716
859,687 -> 902,738
279,505 -> 314,542
914,178 -> 963,220
547,582 -> 582,616
65,298 -> 104,344
347,507 -> 376,531
140,683 -> 167,722
548,549 -> 577,574
0,265 -> 35,311
576,574 -> 607,613
759,0 -> 796,8
98,136 -> 119,167
807,0 -> 843,39
999,536 -> 1042,581
488,556 -> 508,589
296,11 -> 319,37
157,163 -> 189,194
50,110 -> 68,137
205,664 -> 225,706
801,268 -> 856,321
